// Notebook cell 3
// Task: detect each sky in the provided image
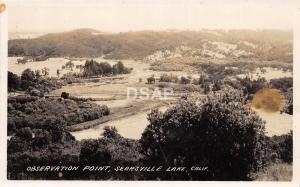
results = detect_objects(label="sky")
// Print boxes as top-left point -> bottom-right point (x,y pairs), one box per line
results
7,0 -> 295,33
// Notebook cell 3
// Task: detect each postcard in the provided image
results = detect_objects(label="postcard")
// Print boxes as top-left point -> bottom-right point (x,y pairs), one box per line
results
0,0 -> 299,186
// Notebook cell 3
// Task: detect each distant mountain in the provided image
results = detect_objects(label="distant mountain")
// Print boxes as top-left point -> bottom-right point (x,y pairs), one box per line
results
8,29 -> 292,62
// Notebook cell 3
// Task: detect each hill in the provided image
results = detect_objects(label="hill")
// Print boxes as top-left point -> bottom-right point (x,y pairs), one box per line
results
8,29 -> 293,62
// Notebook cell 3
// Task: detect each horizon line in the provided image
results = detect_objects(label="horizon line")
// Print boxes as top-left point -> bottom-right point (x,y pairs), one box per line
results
9,27 -> 294,34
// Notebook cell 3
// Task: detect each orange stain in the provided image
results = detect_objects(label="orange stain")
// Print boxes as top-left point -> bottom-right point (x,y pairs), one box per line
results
0,3 -> 6,14
251,88 -> 284,112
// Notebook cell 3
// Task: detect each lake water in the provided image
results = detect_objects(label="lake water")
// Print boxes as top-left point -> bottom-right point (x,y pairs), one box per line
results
253,108 -> 292,137
70,111 -> 150,140
71,106 -> 292,141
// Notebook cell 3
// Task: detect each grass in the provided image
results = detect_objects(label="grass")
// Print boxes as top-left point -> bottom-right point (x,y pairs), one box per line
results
252,163 -> 292,181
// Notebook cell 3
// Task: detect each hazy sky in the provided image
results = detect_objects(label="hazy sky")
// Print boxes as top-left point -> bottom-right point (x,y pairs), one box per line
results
7,0 -> 294,33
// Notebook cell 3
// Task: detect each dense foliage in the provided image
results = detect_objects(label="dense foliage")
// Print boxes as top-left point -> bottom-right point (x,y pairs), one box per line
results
267,131 -> 293,164
270,77 -> 293,93
7,88 -> 293,180
7,126 -> 80,180
8,127 -> 142,180
140,89 -> 268,180
270,77 -> 293,114
79,127 -> 143,180
8,70 -> 63,95
7,96 -> 110,135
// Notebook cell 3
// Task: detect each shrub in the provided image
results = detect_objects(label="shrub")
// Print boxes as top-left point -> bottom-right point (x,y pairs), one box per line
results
180,76 -> 191,84
80,133 -> 143,180
102,126 -> 120,139
159,74 -> 178,83
203,83 -> 210,94
238,77 -> 267,95
147,76 -> 155,84
270,77 -> 292,92
212,80 -> 222,91
140,89 -> 268,180
268,131 -> 293,163
61,92 -> 70,99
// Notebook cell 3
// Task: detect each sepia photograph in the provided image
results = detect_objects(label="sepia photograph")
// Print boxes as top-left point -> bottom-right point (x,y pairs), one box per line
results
3,0 -> 295,181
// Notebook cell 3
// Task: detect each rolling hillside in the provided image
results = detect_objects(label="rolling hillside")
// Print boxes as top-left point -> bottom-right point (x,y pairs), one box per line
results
8,28 -> 292,62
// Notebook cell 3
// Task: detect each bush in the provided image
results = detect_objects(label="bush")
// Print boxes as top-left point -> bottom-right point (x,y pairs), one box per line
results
268,131 -> 293,163
212,80 -> 222,91
180,76 -> 191,84
102,126 -> 120,139
237,77 -> 267,95
80,132 -> 143,180
159,74 -> 178,83
61,92 -> 70,99
270,77 -> 292,92
147,76 -> 155,84
140,89 -> 268,180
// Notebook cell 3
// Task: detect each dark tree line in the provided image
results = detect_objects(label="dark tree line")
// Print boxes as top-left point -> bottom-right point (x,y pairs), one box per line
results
83,60 -> 132,77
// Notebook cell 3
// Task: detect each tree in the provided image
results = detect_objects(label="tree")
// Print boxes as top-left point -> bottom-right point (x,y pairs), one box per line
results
66,61 -> 75,70
8,71 -> 21,91
212,80 -> 222,91
56,69 -> 60,78
21,69 -> 35,82
203,83 -> 210,94
99,62 -> 112,75
140,89 -> 268,180
180,76 -> 191,84
35,70 -> 41,78
147,75 -> 155,84
21,69 -> 36,90
61,92 -> 70,99
41,67 -> 50,76
102,126 -> 120,139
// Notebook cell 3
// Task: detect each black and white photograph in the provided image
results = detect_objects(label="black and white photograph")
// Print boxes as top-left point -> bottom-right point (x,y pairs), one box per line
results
1,0 -> 297,182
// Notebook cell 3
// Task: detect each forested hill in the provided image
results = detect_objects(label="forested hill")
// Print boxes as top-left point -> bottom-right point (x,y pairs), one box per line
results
8,28 -> 292,62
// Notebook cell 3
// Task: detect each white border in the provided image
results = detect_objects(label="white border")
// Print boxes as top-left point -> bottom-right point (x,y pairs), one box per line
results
0,0 -> 299,187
